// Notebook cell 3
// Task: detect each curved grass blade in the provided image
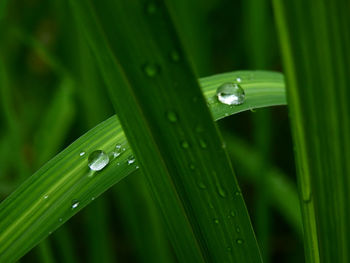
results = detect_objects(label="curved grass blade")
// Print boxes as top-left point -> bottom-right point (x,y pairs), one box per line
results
0,71 -> 285,262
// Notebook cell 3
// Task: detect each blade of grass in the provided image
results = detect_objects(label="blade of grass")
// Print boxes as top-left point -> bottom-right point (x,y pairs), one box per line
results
273,1 -> 350,262
0,70 -> 285,262
70,0 -> 276,261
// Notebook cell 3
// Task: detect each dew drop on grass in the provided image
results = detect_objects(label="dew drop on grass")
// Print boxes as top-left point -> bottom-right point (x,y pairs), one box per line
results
71,200 -> 80,210
226,247 -> 232,252
236,239 -> 244,245
59,218 -> 63,222
127,155 -> 136,165
170,50 -> 180,62
79,151 -> 85,157
145,2 -> 157,14
180,140 -> 190,149
198,182 -> 207,189
230,210 -> 236,217
236,77 -> 242,83
142,63 -> 160,77
216,83 -> 245,106
216,183 -> 227,198
213,218 -> 220,225
189,163 -> 195,170
88,150 -> 109,171
113,144 -> 125,158
236,226 -> 241,233
199,139 -> 207,149
43,195 -> 49,199
166,111 -> 178,123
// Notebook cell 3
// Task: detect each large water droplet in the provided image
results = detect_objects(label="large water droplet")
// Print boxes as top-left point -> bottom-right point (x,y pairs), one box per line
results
71,200 -> 80,210
142,63 -> 160,77
127,155 -> 136,165
216,83 -> 245,105
88,150 -> 109,171
166,111 -> 178,123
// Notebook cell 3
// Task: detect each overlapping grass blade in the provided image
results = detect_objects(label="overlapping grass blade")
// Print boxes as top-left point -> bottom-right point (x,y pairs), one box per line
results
273,1 -> 350,262
0,70 -> 285,262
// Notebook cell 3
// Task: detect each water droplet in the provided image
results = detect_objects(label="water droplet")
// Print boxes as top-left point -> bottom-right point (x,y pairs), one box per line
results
113,144 -> 125,158
91,197 -> 95,201
236,226 -> 241,233
230,210 -> 236,217
71,200 -> 80,210
59,218 -> 63,222
235,191 -> 241,196
136,165 -> 139,169
213,218 -> 219,224
43,195 -> 49,199
222,142 -> 227,149
127,155 -> 136,165
216,183 -> 227,198
166,111 -> 178,123
79,151 -> 85,156
236,239 -> 244,245
170,50 -> 180,62
145,2 -> 157,14
180,140 -> 190,149
189,163 -> 195,170
226,247 -> 232,252
216,83 -> 245,105
199,139 -> 207,149
198,182 -> 207,189
236,77 -> 242,82
88,150 -> 109,171
142,63 -> 160,77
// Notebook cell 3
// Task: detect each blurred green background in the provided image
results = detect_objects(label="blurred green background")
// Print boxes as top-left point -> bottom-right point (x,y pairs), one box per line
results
0,0 -> 303,262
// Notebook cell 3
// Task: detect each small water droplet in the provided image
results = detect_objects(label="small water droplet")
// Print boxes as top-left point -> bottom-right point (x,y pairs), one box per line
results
230,210 -> 236,217
91,197 -> 95,201
180,140 -> 190,149
170,50 -> 180,62
198,182 -> 207,189
199,139 -> 207,149
222,142 -> 227,149
136,165 -> 139,169
113,144 -> 125,158
236,226 -> 241,233
236,239 -> 244,245
127,155 -> 136,165
236,77 -> 242,82
88,150 -> 109,171
189,163 -> 195,170
80,151 -> 85,156
59,218 -> 63,222
71,200 -> 80,210
216,83 -> 245,105
142,63 -> 160,77
213,218 -> 219,224
226,247 -> 232,252
235,191 -> 241,196
166,111 -> 178,122
216,183 -> 227,198
43,195 -> 49,199
145,2 -> 157,14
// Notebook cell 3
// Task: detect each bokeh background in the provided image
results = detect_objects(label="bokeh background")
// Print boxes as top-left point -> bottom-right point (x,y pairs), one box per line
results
0,0 -> 303,262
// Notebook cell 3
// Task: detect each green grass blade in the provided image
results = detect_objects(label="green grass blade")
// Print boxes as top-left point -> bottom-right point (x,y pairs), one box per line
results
273,1 -> 350,262
70,0 -> 267,262
0,70 -> 285,262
